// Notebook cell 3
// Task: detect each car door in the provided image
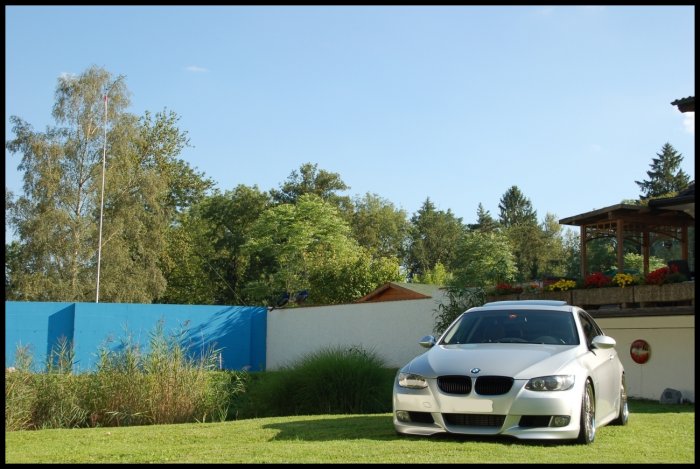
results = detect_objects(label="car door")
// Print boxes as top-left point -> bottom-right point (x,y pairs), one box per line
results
577,311 -> 617,420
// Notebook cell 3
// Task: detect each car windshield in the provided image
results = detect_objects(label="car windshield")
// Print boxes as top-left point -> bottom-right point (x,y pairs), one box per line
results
441,309 -> 580,345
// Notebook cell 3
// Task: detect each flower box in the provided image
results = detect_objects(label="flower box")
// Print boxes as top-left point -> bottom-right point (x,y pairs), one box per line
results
572,287 -> 634,308
633,282 -> 695,305
484,281 -> 694,309
519,290 -> 572,303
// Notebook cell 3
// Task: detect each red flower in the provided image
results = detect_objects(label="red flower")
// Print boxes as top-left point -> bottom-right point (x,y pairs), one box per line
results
645,267 -> 670,286
494,283 -> 523,295
583,272 -> 611,288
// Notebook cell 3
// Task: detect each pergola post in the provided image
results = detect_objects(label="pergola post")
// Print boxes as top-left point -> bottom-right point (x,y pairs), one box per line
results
581,224 -> 588,277
681,226 -> 689,261
642,230 -> 650,275
616,219 -> 625,273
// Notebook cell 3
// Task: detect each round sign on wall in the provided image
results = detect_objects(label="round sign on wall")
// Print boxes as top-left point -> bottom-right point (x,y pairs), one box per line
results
630,339 -> 651,364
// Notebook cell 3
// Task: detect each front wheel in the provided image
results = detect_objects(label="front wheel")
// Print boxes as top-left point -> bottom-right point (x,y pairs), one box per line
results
576,380 -> 596,444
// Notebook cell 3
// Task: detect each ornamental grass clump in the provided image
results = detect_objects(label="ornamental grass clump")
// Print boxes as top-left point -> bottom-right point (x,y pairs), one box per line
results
5,320 -> 246,430
237,345 -> 393,418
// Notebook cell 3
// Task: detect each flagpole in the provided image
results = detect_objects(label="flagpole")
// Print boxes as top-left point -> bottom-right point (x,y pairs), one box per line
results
96,93 -> 108,303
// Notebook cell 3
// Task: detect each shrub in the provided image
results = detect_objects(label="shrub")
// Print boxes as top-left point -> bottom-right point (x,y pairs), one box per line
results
434,287 -> 485,335
235,346 -> 394,418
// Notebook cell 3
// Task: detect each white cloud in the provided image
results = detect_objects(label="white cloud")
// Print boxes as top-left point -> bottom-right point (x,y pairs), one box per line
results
185,65 -> 209,73
682,112 -> 694,135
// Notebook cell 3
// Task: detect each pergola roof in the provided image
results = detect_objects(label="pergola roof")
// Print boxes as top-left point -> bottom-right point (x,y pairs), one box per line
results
559,203 -> 693,276
559,203 -> 693,229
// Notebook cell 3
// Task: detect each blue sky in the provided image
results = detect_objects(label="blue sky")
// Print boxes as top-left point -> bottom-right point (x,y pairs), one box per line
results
5,5 -> 695,237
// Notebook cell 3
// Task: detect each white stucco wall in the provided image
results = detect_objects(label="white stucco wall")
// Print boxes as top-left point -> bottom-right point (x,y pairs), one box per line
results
267,299 -> 695,403
266,293 -> 447,370
597,315 -> 695,403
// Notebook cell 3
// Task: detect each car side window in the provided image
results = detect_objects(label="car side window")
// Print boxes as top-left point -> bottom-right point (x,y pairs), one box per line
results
578,312 -> 600,349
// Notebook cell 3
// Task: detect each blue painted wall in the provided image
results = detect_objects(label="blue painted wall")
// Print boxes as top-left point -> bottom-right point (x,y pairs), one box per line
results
5,302 -> 267,373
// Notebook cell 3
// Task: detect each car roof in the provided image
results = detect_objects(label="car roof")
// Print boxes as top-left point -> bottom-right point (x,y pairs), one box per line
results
476,300 -> 576,312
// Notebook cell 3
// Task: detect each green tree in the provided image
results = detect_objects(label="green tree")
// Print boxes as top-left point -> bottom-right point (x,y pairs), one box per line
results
269,162 -> 353,218
470,203 -> 499,233
586,238 -> 616,274
498,185 -> 537,228
308,252 -> 402,305
5,66 -> 210,302
623,252 -> 666,274
412,261 -> 453,286
405,198 -> 466,279
537,213 -> 568,278
635,143 -> 691,200
497,186 -> 542,281
451,230 -> 517,288
561,228 -> 581,279
157,185 -> 272,305
242,194 -> 354,303
350,192 -> 409,259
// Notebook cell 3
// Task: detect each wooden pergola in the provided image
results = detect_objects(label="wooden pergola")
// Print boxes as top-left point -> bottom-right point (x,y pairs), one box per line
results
559,203 -> 694,277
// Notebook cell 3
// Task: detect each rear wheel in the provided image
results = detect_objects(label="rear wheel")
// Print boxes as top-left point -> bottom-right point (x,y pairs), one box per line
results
576,380 -> 596,444
610,375 -> 629,426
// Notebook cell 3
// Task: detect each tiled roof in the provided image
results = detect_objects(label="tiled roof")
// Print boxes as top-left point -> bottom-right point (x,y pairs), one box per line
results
355,281 -> 442,303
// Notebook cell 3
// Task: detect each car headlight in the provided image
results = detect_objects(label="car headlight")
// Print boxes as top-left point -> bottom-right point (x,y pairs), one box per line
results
398,372 -> 428,389
525,375 -> 575,391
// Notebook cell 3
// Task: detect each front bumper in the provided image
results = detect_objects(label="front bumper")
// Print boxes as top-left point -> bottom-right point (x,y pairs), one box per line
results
393,378 -> 583,440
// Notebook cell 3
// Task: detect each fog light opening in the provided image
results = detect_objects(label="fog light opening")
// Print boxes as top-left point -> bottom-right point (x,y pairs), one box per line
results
396,411 -> 411,423
551,415 -> 570,427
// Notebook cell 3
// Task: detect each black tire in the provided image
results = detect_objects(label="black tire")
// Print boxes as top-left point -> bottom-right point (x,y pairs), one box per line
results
610,375 -> 629,426
576,380 -> 596,444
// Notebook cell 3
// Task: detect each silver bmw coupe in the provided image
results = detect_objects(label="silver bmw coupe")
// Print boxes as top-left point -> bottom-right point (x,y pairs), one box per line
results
393,300 -> 628,444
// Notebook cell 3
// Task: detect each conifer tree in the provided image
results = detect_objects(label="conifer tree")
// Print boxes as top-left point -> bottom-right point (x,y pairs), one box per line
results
635,143 -> 690,200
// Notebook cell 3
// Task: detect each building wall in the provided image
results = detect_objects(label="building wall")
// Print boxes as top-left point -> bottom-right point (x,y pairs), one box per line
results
266,292 -> 448,370
5,302 -> 267,372
597,315 -> 695,403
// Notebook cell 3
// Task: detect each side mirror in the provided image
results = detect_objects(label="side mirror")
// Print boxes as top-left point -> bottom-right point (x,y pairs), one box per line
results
419,335 -> 436,348
592,335 -> 616,349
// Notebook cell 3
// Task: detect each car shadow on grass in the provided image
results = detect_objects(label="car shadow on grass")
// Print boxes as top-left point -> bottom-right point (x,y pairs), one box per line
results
262,415 -> 566,446
261,399 -> 694,445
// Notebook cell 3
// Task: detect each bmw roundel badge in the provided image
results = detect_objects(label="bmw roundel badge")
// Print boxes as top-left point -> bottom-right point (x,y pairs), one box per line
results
470,368 -> 481,374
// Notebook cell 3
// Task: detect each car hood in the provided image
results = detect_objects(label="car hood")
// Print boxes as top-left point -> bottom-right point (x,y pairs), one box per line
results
404,344 -> 582,379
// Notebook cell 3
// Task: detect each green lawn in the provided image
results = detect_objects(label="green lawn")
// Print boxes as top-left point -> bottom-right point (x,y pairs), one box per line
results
5,400 -> 694,463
